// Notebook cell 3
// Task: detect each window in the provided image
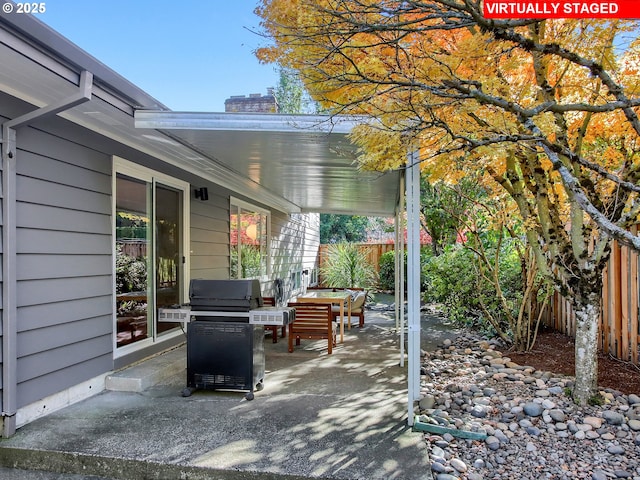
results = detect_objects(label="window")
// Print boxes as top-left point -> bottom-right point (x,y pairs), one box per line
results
230,198 -> 269,279
114,158 -> 189,351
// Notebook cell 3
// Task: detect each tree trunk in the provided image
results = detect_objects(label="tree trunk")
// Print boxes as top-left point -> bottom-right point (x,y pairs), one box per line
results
572,293 -> 601,405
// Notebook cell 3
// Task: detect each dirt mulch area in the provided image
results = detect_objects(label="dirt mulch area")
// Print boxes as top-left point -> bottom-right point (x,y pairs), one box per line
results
504,327 -> 640,396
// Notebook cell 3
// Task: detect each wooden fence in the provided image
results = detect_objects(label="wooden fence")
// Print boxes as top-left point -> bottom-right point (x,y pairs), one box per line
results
118,240 -> 147,259
542,237 -> 640,365
318,242 -> 640,365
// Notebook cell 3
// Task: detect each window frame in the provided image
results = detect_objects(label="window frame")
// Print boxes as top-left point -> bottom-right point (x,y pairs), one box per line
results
230,196 -> 271,280
113,157 -> 190,356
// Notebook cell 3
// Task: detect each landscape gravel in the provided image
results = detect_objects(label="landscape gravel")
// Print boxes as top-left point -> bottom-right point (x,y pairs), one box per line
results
417,333 -> 640,480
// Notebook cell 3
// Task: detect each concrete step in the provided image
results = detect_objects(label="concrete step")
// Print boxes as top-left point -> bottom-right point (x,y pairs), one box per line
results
105,346 -> 186,392
0,447 -> 303,480
0,465 -> 111,480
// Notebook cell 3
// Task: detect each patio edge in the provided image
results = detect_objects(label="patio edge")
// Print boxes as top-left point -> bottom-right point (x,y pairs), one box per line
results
0,446 -> 329,480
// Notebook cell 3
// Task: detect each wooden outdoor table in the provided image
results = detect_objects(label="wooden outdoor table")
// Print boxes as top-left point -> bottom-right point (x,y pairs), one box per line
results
292,290 -> 351,343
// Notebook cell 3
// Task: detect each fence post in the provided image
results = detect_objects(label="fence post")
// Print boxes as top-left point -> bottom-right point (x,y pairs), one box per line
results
622,243 -> 630,361
631,229 -> 639,364
610,242 -> 622,358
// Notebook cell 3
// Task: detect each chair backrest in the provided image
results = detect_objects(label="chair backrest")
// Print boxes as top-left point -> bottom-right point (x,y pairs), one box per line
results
262,296 -> 276,306
351,291 -> 366,310
287,302 -> 335,353
288,303 -> 331,329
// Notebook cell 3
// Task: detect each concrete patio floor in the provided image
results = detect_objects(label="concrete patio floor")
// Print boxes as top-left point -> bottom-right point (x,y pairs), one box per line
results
0,310 -> 434,480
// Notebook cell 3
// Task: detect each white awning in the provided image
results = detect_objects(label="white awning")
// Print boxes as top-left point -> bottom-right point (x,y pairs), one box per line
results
134,111 -> 402,216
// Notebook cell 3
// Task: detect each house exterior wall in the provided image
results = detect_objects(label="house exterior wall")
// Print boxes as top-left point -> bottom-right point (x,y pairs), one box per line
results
269,211 -> 320,298
190,190 -> 231,280
0,91 -> 321,430
1,93 -> 114,409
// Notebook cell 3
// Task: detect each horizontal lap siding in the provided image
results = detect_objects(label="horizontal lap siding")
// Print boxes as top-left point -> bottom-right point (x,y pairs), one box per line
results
269,212 -> 320,297
18,356 -> 109,411
189,190 -> 321,300
190,193 -> 229,280
13,125 -> 113,408
18,296 -> 113,332
0,119 -> 3,397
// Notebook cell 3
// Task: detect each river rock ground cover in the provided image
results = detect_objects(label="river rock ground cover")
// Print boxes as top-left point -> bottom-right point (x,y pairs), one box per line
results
418,328 -> 640,480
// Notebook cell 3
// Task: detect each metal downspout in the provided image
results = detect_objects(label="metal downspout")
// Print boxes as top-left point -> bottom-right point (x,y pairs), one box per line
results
1,71 -> 93,437
405,149 -> 421,426
1,124 -> 17,438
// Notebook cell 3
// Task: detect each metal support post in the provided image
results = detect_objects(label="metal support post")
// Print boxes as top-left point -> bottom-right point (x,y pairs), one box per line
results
405,149 -> 421,426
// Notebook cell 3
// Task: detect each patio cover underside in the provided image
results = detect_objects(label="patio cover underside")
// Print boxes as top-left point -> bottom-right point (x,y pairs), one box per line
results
134,111 -> 402,216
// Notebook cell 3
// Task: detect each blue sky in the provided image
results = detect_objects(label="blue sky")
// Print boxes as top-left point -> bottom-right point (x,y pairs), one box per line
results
37,0 -> 279,112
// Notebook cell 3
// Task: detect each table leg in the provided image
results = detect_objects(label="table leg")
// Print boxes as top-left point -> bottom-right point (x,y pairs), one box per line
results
339,302 -> 345,343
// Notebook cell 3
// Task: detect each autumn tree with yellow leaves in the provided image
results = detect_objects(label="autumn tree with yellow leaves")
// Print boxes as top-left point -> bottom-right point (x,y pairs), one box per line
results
256,0 -> 640,405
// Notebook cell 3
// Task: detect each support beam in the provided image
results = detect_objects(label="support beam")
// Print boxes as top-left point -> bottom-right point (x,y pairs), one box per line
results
1,71 -> 92,437
396,212 -> 403,366
405,150 -> 421,426
396,175 -> 406,367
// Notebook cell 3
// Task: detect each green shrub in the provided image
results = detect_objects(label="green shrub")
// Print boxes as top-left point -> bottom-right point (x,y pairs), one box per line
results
115,244 -> 147,294
320,243 -> 377,288
422,240 -> 525,336
422,245 -> 479,325
378,248 -> 432,292
378,250 -> 396,291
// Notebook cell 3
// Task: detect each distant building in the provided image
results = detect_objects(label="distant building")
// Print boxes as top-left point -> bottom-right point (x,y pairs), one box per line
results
224,88 -> 278,113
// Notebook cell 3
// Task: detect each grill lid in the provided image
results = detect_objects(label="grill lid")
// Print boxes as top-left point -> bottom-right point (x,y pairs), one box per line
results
189,279 -> 263,311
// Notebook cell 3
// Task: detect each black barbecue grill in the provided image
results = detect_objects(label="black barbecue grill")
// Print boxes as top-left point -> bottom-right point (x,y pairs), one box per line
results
182,279 -> 293,400
189,279 -> 263,312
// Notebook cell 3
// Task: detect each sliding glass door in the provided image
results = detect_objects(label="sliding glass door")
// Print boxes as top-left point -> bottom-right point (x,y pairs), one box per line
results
114,159 -> 189,350
155,183 -> 183,335
115,173 -> 152,347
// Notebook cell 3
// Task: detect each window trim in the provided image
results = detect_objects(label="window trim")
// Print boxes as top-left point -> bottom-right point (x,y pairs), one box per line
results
113,156 -> 190,356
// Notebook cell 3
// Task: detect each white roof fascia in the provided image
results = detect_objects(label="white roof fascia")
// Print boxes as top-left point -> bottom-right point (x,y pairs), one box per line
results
134,110 -> 369,134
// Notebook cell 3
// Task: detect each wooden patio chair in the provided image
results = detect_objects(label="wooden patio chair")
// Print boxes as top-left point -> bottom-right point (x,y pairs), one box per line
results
331,288 -> 367,328
287,302 -> 336,354
262,296 -> 286,343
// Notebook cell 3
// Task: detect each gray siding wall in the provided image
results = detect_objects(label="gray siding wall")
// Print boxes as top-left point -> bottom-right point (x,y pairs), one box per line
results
1,117 -> 4,409
11,123 -> 113,408
190,187 -> 230,280
189,188 -> 320,300
268,211 -> 320,299
0,95 -> 322,414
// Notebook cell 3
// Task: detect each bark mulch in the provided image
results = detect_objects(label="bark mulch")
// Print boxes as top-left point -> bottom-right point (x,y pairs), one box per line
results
505,327 -> 640,396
